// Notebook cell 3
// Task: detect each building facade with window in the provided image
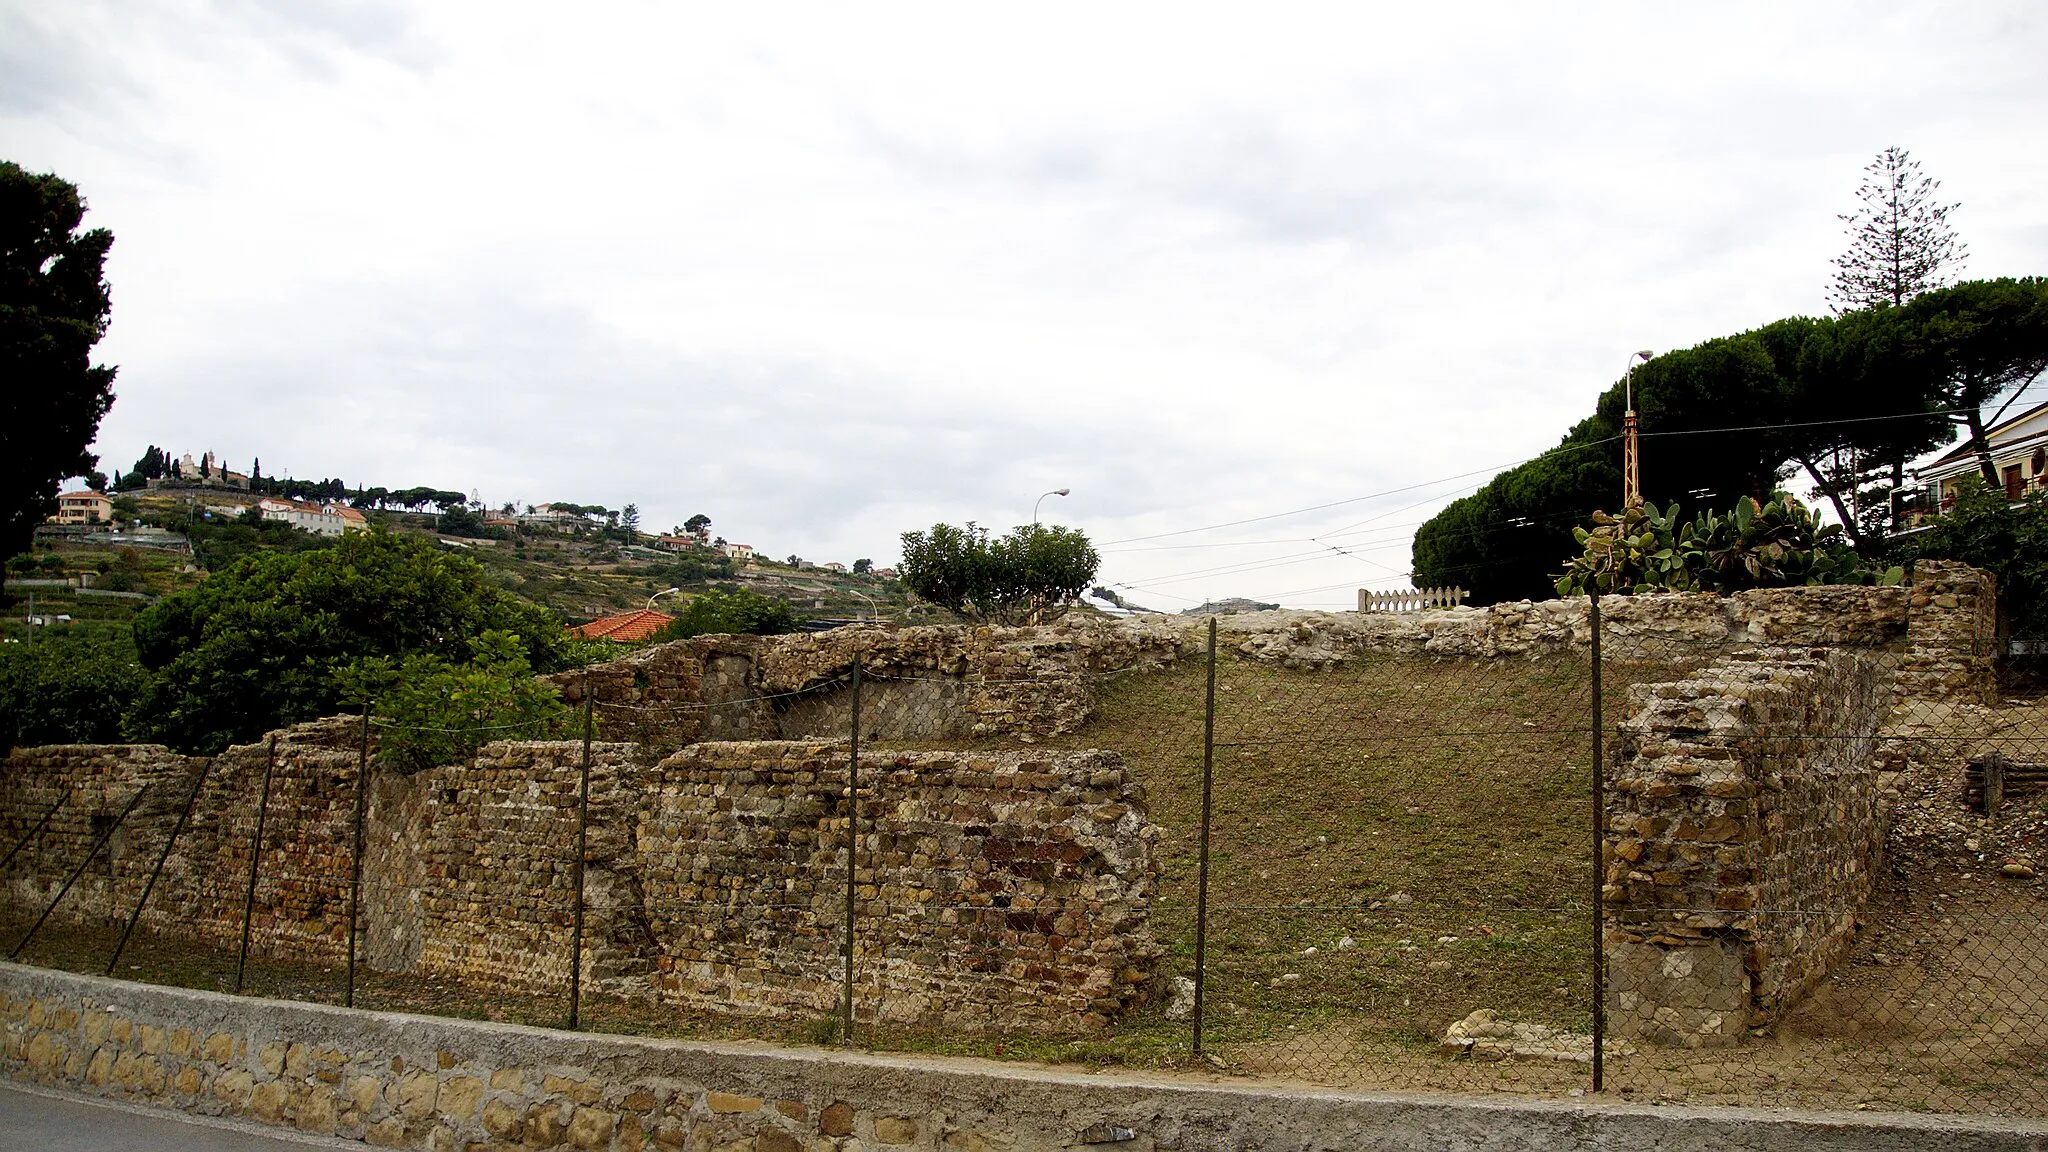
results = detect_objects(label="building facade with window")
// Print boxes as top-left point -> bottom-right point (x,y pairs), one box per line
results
48,490 -> 113,526
1917,401 -> 2048,511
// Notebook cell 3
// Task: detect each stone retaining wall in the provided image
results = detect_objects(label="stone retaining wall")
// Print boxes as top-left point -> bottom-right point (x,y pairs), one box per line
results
1605,649 -> 1892,1045
3,963 -> 2041,1152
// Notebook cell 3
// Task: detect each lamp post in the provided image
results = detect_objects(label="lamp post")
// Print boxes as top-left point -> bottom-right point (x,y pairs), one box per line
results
647,587 -> 680,612
1033,488 -> 1071,526
850,589 -> 879,622
1621,351 -> 1653,508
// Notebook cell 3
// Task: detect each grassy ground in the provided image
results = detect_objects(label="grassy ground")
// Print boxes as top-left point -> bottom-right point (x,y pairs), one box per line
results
1014,655 -> 1600,1072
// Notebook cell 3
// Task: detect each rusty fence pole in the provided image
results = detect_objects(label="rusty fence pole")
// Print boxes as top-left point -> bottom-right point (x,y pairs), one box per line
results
235,734 -> 280,994
108,760 -> 210,975
11,782 -> 152,960
1589,591 -> 1606,1092
569,675 -> 593,1029
0,789 -> 71,873
1192,617 -> 1218,1057
347,706 -> 370,1007
843,656 -> 862,1046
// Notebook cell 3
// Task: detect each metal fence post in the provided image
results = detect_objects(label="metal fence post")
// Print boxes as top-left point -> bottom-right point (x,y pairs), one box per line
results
108,761 -> 210,974
347,707 -> 370,1007
236,734 -> 280,994
843,656 -> 862,1046
1193,617 -> 1217,1057
569,675 -> 593,1029
1589,591 -> 1606,1092
11,783 -> 152,960
0,789 -> 71,874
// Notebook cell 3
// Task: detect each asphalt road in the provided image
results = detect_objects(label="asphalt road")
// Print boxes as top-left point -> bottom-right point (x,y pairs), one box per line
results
0,1084 -> 355,1151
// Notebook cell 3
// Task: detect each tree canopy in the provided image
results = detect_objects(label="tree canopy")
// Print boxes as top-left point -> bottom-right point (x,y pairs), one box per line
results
127,529 -> 569,753
898,522 -> 1100,624
1898,479 -> 2048,639
1829,146 -> 1967,313
1,161 -> 116,593
1413,280 -> 2048,603
345,630 -> 568,772
0,632 -> 145,753
645,586 -> 798,642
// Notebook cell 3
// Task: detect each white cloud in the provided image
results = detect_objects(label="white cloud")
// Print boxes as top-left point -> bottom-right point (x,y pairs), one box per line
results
6,0 -> 2046,607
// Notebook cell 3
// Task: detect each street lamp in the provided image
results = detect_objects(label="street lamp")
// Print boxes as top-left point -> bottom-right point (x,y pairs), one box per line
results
1033,488 -> 1071,525
647,587 -> 680,612
850,589 -> 879,622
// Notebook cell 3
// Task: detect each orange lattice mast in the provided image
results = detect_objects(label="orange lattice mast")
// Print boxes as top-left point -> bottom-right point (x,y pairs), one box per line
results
1621,351 -> 1652,508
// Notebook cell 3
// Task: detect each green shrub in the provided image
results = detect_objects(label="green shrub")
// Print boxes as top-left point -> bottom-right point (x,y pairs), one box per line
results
897,522 -> 1099,624
0,632 -> 146,752
128,529 -> 567,753
1897,478 -> 2048,637
1555,495 -> 1900,597
646,586 -> 799,642
344,630 -> 568,772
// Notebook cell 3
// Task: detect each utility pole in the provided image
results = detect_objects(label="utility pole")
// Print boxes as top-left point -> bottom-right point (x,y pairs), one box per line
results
1621,351 -> 1653,508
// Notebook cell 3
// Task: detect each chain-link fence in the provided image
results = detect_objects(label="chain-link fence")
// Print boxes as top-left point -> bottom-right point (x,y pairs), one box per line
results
6,604 -> 2048,1116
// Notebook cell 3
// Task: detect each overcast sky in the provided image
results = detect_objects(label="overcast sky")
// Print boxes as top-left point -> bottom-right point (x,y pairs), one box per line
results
7,3 -> 2046,609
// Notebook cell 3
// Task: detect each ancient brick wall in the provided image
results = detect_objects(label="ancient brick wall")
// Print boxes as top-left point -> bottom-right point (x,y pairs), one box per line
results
1604,649 -> 1891,1045
636,741 -> 1158,1031
2,735 -> 1157,1033
1895,560 -> 1998,705
550,624 -> 1184,749
0,561 -> 1999,1040
0,719 -> 366,966
548,562 -> 1991,754
361,741 -> 655,998
0,743 -> 196,937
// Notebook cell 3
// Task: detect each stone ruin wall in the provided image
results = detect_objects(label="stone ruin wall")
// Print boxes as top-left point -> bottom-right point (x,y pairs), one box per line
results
0,559 -> 1999,1041
1605,649 -> 1892,1046
0,718 -> 367,967
0,735 -> 1157,1034
548,560 -> 1992,756
546,624 -> 1190,750
636,741 -> 1157,1029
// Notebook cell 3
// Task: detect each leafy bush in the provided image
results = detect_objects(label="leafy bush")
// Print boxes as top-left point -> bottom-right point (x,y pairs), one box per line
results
1555,496 -> 1901,597
897,522 -> 1100,624
184,510 -> 332,571
128,529 -> 568,753
646,586 -> 798,642
6,552 -> 66,577
0,632 -> 146,752
1897,478 -> 2048,637
344,631 -> 568,772
436,505 -> 508,540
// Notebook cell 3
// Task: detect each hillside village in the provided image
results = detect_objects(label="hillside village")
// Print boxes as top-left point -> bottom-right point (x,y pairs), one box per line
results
21,448 -> 913,644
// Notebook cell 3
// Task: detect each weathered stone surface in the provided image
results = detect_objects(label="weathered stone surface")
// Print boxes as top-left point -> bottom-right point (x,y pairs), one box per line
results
439,1073 -> 484,1120
820,1101 -> 855,1136
1605,648 -> 1891,1045
637,743 -> 1157,1029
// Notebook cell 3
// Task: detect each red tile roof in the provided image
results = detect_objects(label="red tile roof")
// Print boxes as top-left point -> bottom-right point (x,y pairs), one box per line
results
568,608 -> 675,642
